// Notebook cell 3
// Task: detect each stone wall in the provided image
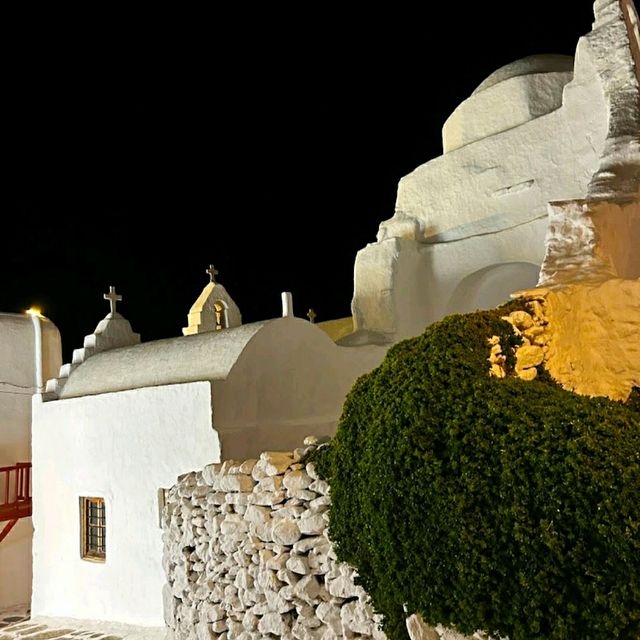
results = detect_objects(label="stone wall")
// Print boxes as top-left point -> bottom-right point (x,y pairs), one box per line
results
162,437 -> 387,640
162,439 -> 491,640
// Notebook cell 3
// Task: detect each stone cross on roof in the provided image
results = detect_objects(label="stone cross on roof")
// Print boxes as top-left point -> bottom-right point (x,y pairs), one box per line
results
103,286 -> 122,314
206,264 -> 219,283
307,308 -> 317,323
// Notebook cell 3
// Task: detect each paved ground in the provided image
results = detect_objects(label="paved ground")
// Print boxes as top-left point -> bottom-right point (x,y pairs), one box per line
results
0,605 -> 169,640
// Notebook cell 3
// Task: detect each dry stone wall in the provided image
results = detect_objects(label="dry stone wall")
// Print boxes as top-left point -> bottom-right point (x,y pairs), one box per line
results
162,437 -> 387,640
162,438 -> 485,640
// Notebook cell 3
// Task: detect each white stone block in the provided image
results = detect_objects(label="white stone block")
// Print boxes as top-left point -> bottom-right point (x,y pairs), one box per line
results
266,551 -> 290,571
277,568 -> 299,586
258,612 -> 292,636
283,469 -> 313,491
234,568 -> 254,590
216,474 -> 255,493
257,568 -> 283,592
341,600 -> 375,635
306,462 -> 319,480
266,586 -> 296,613
227,619 -> 244,639
293,536 -> 331,554
249,520 -> 274,543
309,479 -> 330,495
316,601 -> 343,636
244,505 -> 271,525
242,610 -> 259,631
286,554 -> 310,575
272,518 -> 302,546
294,574 -> 322,604
258,475 -> 284,491
249,490 -> 286,506
309,495 -> 330,511
327,574 -> 359,599
272,505 -> 305,519
287,489 -> 318,501
196,620 -> 215,640
299,512 -> 326,535
260,451 -> 295,475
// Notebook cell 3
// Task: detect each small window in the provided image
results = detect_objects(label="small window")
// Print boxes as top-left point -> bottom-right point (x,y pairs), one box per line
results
80,497 -> 106,562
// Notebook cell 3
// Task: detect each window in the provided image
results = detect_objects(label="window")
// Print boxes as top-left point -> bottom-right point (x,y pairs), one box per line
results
80,497 -> 106,562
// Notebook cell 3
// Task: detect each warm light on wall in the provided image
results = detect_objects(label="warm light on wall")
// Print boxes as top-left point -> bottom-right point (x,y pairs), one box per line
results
26,307 -> 43,318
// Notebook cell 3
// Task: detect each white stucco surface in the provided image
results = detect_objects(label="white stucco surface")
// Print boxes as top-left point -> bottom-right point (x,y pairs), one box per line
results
31,381 -> 219,626
58,321 -> 269,399
352,0 -> 640,342
353,219 -> 545,339
443,56 -> 574,153
0,313 -> 61,609
31,316 -> 386,626
211,318 -> 386,459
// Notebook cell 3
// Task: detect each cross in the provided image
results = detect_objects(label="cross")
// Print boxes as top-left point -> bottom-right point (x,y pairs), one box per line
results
307,308 -> 317,323
206,264 -> 219,283
103,286 -> 122,314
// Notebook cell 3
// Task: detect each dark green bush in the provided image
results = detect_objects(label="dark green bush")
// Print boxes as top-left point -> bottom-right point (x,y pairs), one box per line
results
311,307 -> 640,640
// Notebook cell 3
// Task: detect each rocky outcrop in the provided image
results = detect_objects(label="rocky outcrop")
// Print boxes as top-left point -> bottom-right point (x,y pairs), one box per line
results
491,279 -> 640,401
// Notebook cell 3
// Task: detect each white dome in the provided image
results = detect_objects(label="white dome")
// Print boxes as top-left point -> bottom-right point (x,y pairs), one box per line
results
442,54 -> 575,153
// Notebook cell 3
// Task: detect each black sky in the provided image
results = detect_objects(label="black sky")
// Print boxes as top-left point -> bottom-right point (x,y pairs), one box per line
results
3,2 -> 595,360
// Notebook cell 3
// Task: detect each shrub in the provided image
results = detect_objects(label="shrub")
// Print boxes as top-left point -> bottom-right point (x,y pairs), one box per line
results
311,306 -> 640,640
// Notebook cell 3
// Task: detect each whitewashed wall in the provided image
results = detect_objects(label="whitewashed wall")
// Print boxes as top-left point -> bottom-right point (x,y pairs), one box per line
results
0,313 -> 61,609
211,319 -> 385,460
163,443 -> 488,640
31,381 -> 219,626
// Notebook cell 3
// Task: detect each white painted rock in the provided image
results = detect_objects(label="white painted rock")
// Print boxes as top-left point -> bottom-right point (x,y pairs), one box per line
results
298,512 -> 325,535
257,612 -> 292,636
260,451 -> 294,475
309,479 -> 330,495
341,600 -> 375,635
249,490 -> 286,506
327,574 -> 359,599
266,551 -> 290,571
286,554 -> 310,575
294,574 -> 322,603
265,586 -> 295,613
242,610 -> 259,631
244,504 -> 271,525
259,475 -> 284,491
272,518 -> 302,546
257,568 -> 282,592
283,469 -> 313,491
272,505 -> 304,519
316,601 -> 343,635
293,536 -> 330,554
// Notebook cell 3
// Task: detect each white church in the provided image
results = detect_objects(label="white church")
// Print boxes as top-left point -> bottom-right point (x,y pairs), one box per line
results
0,0 -> 638,632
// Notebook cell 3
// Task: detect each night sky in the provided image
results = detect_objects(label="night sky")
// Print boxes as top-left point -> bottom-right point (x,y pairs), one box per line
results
3,3 -> 594,360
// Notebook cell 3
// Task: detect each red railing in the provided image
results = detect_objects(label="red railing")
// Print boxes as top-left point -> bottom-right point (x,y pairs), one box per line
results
0,462 -> 32,523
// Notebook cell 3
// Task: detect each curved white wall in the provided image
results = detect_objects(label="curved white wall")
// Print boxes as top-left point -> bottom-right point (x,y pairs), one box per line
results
212,318 -> 386,461
445,262 -> 541,316
0,313 -> 61,609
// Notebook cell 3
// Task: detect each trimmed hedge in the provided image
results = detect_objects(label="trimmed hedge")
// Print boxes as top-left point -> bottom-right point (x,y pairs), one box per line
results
311,305 -> 640,640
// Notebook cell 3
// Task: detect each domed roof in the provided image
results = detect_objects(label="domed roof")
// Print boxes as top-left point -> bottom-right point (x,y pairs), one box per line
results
472,54 -> 574,95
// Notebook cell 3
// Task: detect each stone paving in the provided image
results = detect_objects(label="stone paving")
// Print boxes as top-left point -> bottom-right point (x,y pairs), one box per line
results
0,606 -> 168,640
0,605 -> 30,630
